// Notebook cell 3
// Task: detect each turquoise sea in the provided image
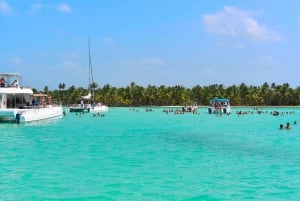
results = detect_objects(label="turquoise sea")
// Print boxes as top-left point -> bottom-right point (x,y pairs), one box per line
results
1,107 -> 299,201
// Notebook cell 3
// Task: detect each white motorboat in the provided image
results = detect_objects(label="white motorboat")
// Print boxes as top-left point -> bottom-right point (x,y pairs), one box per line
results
208,98 -> 231,114
87,103 -> 109,113
182,102 -> 198,113
0,73 -> 63,123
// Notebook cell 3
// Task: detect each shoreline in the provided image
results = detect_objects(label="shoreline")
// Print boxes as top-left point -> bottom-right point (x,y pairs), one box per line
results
162,105 -> 300,108
122,105 -> 300,108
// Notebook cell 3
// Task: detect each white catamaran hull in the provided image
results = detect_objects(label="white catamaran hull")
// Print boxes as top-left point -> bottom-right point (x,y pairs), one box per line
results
0,106 -> 63,123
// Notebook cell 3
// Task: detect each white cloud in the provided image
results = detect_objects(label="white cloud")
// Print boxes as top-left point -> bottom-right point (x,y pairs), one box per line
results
57,3 -> 71,13
0,0 -> 11,14
202,6 -> 283,42
30,2 -> 42,14
30,2 -> 72,14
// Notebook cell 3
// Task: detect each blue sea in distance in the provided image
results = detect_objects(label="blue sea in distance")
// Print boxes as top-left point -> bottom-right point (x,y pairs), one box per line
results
0,107 -> 300,201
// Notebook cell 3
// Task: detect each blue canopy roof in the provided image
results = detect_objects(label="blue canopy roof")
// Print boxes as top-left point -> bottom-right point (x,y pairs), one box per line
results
209,98 -> 229,102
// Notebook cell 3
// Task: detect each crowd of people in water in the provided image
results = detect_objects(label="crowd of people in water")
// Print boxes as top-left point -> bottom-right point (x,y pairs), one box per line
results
129,107 -> 199,114
74,112 -> 105,118
130,107 -> 299,131
128,106 -> 298,117
236,109 -> 296,116
71,107 -> 298,130
162,107 -> 199,115
234,109 -> 297,130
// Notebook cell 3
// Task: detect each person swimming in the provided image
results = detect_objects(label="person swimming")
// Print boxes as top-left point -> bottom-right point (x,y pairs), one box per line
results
279,124 -> 284,129
285,122 -> 292,129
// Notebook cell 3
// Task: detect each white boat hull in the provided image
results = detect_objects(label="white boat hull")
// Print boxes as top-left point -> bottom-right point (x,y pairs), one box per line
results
208,106 -> 231,114
0,106 -> 63,123
208,98 -> 231,114
67,105 -> 108,113
88,105 -> 109,113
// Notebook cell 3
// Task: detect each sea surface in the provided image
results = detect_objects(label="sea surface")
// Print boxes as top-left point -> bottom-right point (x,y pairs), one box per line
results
0,107 -> 299,201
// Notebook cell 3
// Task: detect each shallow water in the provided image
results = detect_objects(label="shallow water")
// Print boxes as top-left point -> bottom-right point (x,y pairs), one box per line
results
0,107 -> 299,200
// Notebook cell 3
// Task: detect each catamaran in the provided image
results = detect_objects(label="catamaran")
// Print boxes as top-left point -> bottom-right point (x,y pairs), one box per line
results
0,73 -> 63,123
68,39 -> 108,113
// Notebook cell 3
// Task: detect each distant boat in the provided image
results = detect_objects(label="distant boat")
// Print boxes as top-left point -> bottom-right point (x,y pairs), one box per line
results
182,102 -> 198,113
68,38 -> 108,113
208,98 -> 231,114
0,73 -> 64,123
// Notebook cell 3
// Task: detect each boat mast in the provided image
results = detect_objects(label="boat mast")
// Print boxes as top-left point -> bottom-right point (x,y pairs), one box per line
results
88,37 -> 94,100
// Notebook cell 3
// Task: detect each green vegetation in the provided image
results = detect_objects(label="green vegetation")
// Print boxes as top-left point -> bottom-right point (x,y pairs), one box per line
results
35,82 -> 300,106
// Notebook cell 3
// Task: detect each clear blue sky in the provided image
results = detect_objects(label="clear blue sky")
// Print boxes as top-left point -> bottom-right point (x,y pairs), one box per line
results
1,0 -> 299,90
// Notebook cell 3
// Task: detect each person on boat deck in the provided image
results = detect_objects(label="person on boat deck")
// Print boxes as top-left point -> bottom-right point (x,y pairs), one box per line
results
0,77 -> 6,87
32,98 -> 37,106
48,96 -> 52,104
80,100 -> 84,108
11,79 -> 19,87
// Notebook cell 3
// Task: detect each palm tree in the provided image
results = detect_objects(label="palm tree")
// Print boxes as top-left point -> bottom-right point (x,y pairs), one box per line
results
44,86 -> 49,94
58,83 -> 66,104
145,85 -> 157,106
279,83 -> 291,105
226,85 -> 241,105
239,83 -> 248,104
42,81 -> 300,107
191,85 -> 203,105
90,82 -> 98,91
260,82 -> 270,105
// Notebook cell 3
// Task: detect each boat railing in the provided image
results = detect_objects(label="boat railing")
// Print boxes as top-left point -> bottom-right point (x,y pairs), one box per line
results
18,105 -> 42,109
50,99 -> 62,106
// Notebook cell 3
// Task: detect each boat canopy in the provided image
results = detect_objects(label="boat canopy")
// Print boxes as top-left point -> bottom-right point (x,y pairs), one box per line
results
33,93 -> 48,97
0,73 -> 21,77
210,98 -> 230,103
0,73 -> 22,85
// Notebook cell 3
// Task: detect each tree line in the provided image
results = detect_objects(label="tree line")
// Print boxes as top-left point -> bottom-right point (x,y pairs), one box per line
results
36,82 -> 300,106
